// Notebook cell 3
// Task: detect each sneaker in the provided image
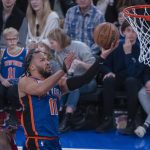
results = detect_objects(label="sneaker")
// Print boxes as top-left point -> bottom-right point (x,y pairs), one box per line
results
5,114 -> 18,129
59,113 -> 72,133
96,116 -> 113,132
118,119 -> 135,135
134,126 -> 146,138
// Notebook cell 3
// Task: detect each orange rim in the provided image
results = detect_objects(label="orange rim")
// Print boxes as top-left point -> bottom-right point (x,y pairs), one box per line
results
123,5 -> 150,21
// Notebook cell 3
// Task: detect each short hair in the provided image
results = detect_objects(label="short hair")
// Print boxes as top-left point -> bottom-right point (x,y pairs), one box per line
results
48,28 -> 71,49
117,6 -> 127,13
24,49 -> 40,76
3,27 -> 19,38
121,20 -> 130,32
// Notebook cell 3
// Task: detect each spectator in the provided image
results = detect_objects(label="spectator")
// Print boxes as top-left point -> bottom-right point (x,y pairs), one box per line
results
114,6 -> 126,40
37,40 -> 61,73
135,66 -> 150,138
16,0 -> 28,15
0,0 -> 27,48
64,0 -> 105,55
49,0 -> 76,18
105,0 -> 145,23
26,0 -> 59,50
96,0 -> 109,16
0,27 -> 27,127
48,28 -> 97,132
96,21 -> 144,134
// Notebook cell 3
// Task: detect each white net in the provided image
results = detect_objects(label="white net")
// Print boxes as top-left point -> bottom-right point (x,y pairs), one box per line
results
123,6 -> 150,66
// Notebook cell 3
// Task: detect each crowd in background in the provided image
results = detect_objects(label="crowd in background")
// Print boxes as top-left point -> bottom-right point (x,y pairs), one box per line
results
0,0 -> 150,149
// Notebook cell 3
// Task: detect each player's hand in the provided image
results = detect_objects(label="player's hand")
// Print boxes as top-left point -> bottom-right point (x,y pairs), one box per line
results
63,52 -> 75,72
100,40 -> 119,59
103,72 -> 115,80
123,37 -> 132,54
145,81 -> 150,94
1,79 -> 12,87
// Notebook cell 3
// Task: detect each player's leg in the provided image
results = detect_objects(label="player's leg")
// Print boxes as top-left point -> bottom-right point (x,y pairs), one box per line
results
26,138 -> 62,150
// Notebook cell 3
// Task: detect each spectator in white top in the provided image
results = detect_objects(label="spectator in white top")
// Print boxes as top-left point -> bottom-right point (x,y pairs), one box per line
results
26,0 -> 59,50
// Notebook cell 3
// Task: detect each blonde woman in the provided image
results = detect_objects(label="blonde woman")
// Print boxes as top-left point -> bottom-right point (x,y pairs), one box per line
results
26,0 -> 59,49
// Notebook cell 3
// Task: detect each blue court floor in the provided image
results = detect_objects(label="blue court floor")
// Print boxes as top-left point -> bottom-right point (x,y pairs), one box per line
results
16,127 -> 150,150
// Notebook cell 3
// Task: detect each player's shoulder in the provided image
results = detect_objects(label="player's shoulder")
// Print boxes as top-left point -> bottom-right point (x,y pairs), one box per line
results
19,76 -> 34,86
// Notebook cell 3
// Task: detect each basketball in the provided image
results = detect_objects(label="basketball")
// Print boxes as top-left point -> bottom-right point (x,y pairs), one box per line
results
93,22 -> 119,50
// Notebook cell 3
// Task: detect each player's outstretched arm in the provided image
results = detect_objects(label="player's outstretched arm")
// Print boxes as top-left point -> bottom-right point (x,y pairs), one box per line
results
18,70 -> 65,97
19,53 -> 75,97
59,41 -> 119,92
59,56 -> 105,92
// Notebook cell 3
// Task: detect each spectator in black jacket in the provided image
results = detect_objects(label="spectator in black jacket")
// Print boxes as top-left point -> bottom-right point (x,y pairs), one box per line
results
49,0 -> 76,18
96,20 -> 144,134
16,0 -> 28,15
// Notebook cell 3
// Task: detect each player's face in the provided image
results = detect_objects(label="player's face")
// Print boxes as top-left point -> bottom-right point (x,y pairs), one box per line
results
76,0 -> 92,9
2,0 -> 16,10
32,52 -> 50,77
5,34 -> 19,49
30,0 -> 43,12
123,26 -> 137,43
49,39 -> 61,52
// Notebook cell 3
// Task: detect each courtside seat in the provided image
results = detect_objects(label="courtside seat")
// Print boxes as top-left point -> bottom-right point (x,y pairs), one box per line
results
78,86 -> 103,104
114,90 -> 127,110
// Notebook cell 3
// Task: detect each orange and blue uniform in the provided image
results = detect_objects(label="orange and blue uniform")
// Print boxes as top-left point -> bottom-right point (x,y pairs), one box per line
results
20,79 -> 62,150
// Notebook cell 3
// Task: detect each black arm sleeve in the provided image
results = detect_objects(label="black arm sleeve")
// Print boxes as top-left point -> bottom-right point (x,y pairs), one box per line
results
66,56 -> 105,91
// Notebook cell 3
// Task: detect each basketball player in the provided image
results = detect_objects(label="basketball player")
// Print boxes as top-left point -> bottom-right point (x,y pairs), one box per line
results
0,27 -> 27,127
18,38 -> 118,149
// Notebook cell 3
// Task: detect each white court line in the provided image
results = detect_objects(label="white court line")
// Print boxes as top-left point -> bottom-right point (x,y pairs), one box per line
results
18,147 -> 117,150
62,149 -> 117,150
62,149 -> 118,150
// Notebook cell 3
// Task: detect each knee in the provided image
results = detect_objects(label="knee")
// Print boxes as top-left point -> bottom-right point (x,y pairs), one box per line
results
125,77 -> 138,85
103,76 -> 115,86
138,87 -> 148,102
0,83 -> 6,97
6,86 -> 19,101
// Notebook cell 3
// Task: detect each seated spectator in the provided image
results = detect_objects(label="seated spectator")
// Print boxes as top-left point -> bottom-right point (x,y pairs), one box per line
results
96,21 -> 144,134
96,0 -> 109,16
64,0 -> 105,55
16,0 -> 28,15
48,28 -> 97,132
114,6 -> 126,40
135,66 -> 150,138
0,0 -> 27,48
0,27 -> 27,127
37,40 -> 61,73
49,0 -> 76,19
26,0 -> 59,50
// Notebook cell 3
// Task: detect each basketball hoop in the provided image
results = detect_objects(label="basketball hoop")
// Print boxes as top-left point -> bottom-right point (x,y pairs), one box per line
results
123,5 -> 150,66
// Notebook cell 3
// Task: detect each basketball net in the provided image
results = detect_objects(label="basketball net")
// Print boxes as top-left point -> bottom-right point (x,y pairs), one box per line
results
123,5 -> 150,66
